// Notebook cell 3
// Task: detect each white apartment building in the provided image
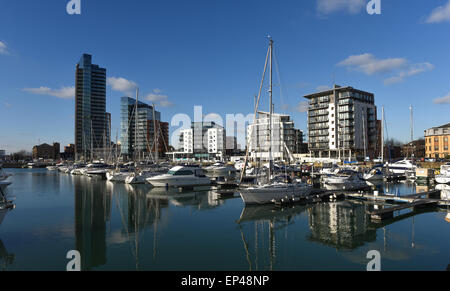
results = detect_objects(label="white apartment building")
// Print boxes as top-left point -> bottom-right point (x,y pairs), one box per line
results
247,111 -> 296,161
179,122 -> 226,160
305,85 -> 378,160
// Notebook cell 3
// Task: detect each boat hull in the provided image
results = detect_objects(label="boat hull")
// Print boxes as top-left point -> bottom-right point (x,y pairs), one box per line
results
147,176 -> 211,188
239,184 -> 312,205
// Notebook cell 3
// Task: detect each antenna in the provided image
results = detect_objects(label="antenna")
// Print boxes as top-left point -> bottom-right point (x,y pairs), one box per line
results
409,105 -> 414,143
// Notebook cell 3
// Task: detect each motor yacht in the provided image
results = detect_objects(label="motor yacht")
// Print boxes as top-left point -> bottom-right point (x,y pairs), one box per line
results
146,166 -> 211,187
323,169 -> 368,191
386,159 -> 417,175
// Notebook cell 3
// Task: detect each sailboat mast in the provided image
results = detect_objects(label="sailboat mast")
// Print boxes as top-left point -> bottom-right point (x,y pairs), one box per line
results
152,103 -> 158,163
268,38 -> 273,180
135,88 -> 139,162
381,106 -> 384,163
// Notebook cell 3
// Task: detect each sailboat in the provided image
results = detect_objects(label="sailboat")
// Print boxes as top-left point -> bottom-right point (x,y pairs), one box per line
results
238,37 -> 312,205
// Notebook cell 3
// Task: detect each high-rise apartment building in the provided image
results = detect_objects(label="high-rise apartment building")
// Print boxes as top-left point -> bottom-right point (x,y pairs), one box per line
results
304,85 -> 378,160
75,54 -> 107,160
120,97 -> 167,159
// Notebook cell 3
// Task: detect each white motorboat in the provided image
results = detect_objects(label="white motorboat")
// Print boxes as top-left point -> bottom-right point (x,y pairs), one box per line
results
147,166 -> 211,187
82,162 -> 111,179
386,159 -> 417,175
205,163 -> 236,176
323,170 -> 368,191
363,168 -> 384,181
46,166 -> 58,171
440,163 -> 450,176
435,175 -> 450,184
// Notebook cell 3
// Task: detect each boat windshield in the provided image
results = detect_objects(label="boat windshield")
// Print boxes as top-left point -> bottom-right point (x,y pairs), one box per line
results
167,170 -> 194,176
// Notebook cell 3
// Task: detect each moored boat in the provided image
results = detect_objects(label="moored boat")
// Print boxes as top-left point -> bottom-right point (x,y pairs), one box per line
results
147,166 -> 211,187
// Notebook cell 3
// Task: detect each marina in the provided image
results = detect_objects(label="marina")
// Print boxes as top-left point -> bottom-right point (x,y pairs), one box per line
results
0,167 -> 448,271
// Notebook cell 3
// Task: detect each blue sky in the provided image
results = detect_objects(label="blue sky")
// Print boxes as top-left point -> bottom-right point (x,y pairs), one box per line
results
1,0 -> 450,153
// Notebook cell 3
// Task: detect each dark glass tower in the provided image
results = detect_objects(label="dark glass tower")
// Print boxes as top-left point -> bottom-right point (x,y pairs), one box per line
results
75,54 -> 107,160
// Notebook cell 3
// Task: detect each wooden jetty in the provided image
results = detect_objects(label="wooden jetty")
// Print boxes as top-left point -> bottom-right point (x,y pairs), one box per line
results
342,190 -> 449,222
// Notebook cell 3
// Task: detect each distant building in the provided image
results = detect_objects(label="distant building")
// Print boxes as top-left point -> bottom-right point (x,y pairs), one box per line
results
304,85 -> 378,161
0,150 -> 6,161
179,122 -> 226,160
226,136 -> 238,156
247,111 -> 296,161
33,143 -> 60,160
424,124 -> 450,159
75,54 -> 107,160
293,129 -> 308,154
62,144 -> 75,160
120,97 -> 168,159
401,139 -> 425,159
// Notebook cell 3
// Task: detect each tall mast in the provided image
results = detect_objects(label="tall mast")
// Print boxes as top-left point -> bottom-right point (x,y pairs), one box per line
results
362,109 -> 367,160
268,37 -> 273,181
135,88 -> 139,162
410,104 -> 414,143
152,103 -> 158,163
381,106 -> 384,163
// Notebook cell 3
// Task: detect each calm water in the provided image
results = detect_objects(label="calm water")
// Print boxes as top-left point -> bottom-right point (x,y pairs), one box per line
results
0,169 -> 449,271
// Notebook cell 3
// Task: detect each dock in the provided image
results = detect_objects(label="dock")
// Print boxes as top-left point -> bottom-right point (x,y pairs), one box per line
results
341,190 -> 449,222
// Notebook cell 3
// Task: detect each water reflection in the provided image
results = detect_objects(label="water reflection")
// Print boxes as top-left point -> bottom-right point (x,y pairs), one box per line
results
74,176 -> 112,270
308,201 -> 377,250
237,205 -> 310,270
0,209 -> 14,270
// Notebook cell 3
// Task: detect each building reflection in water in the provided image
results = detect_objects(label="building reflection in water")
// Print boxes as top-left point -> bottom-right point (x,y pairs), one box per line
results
307,201 -> 377,250
74,177 -> 112,270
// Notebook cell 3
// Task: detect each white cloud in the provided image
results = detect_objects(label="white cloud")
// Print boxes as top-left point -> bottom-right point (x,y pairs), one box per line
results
0,41 -> 8,55
433,93 -> 450,104
4,102 -> 11,108
145,89 -> 174,108
317,0 -> 365,14
337,53 -> 434,85
338,53 -> 407,75
23,86 -> 75,99
107,77 -> 138,94
426,0 -> 450,23
383,62 -> 434,85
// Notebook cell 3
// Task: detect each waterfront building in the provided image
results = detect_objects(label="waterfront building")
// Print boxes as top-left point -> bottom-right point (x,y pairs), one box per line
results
304,85 -> 378,161
120,97 -> 168,160
247,111 -> 297,161
178,122 -> 226,160
62,144 -> 75,160
424,124 -> 450,159
32,143 -> 60,160
401,139 -> 425,159
0,150 -> 6,161
75,54 -> 108,161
